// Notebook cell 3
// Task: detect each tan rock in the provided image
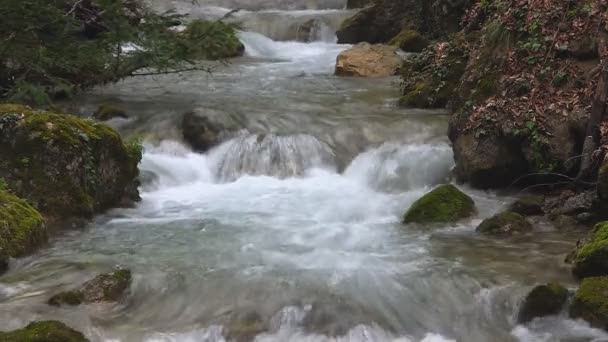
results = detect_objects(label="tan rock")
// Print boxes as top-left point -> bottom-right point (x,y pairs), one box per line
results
335,43 -> 401,77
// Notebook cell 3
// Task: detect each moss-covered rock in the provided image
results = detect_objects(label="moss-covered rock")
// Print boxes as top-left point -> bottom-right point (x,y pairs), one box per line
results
517,283 -> 569,323
180,20 -> 244,60
388,29 -> 429,52
48,269 -> 132,306
0,104 -> 141,222
570,222 -> 608,279
403,184 -> 475,224
93,104 -> 128,121
570,277 -> 608,330
0,320 -> 89,342
476,211 -> 532,235
508,195 -> 545,216
0,190 -> 47,272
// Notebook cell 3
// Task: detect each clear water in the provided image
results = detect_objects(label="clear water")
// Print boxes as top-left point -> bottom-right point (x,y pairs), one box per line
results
1,1 -> 606,341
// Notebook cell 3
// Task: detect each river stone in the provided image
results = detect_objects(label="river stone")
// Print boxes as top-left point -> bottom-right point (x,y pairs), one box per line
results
0,320 -> 89,342
569,222 -> 608,279
335,43 -> 401,77
476,211 -> 532,236
225,310 -> 267,342
517,283 -> 569,323
48,269 -> 132,306
181,109 -> 239,152
508,195 -> 544,216
403,184 -> 475,224
93,104 -> 128,121
570,277 -> 608,330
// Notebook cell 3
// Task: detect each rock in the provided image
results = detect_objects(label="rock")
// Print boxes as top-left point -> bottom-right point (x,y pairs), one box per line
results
335,43 -> 401,77
508,195 -> 544,216
403,184 -> 475,224
93,104 -> 128,121
551,214 -> 579,231
48,269 -> 131,306
346,0 -> 374,8
599,155 -> 608,200
0,104 -> 141,222
545,191 -> 596,218
570,277 -> 608,330
388,29 -> 429,52
476,211 -> 533,235
296,19 -> 321,42
181,109 -> 238,152
570,222 -> 608,279
0,190 -> 47,267
225,310 -> 267,342
517,283 -> 569,323
180,20 -> 244,60
0,320 -> 89,342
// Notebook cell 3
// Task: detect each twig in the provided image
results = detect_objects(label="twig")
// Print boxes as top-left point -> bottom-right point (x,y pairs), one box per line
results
511,172 -> 597,187
65,0 -> 84,17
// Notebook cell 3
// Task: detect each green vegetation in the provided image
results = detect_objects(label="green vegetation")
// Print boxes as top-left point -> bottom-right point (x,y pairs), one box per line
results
0,321 -> 88,342
572,222 -> 608,279
0,0 -> 243,105
0,190 -> 46,258
403,184 -> 475,224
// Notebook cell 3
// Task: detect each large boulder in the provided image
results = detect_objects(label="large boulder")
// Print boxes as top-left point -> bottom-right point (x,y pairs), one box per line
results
0,104 -> 141,222
335,43 -> 401,77
0,320 -> 89,342
403,184 -> 475,224
181,109 -> 239,152
569,222 -> 608,279
570,277 -> 608,330
518,283 -> 569,323
48,269 -> 132,306
476,211 -> 533,236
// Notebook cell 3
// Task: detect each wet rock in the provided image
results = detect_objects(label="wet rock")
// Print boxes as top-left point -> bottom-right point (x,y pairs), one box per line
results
296,19 -> 321,42
551,214 -> 579,231
225,310 -> 267,342
388,29 -> 429,52
599,155 -> 608,200
0,320 -> 89,342
570,277 -> 608,330
569,222 -> 608,279
403,184 -> 475,224
335,43 -> 401,77
518,283 -> 569,323
302,301 -> 370,337
48,269 -> 132,306
93,104 -> 128,121
0,104 -> 141,222
181,109 -> 238,152
508,195 -> 544,216
476,211 -> 533,236
546,191 -> 596,217
0,190 -> 47,267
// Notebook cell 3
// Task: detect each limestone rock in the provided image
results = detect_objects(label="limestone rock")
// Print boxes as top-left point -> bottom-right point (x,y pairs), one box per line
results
335,43 -> 401,77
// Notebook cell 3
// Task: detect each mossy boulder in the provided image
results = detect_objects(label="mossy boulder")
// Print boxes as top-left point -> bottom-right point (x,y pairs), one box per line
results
476,211 -> 533,236
403,184 -> 475,224
570,222 -> 608,279
0,320 -> 89,342
180,20 -> 244,60
0,190 -> 47,273
388,29 -> 429,52
0,104 -> 141,222
48,269 -> 132,306
508,195 -> 544,216
517,283 -> 569,323
570,277 -> 608,330
93,104 -> 128,121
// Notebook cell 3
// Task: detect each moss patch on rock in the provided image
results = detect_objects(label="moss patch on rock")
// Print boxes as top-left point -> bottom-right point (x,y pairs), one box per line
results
388,29 -> 429,52
571,222 -> 608,279
0,104 -> 141,222
48,269 -> 132,306
403,184 -> 475,224
0,190 -> 47,262
508,195 -> 544,216
476,211 -> 532,235
570,277 -> 608,330
518,283 -> 569,323
0,320 -> 89,342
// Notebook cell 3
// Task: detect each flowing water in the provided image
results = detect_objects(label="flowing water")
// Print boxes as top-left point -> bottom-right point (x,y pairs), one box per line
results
1,1 -> 607,341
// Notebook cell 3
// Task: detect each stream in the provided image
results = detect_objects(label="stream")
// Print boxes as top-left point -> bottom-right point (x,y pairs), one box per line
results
1,0 -> 607,341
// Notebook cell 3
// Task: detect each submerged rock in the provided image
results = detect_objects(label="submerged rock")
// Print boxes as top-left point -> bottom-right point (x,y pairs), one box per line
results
0,104 -> 141,222
476,211 -> 532,236
335,43 -> 401,77
569,222 -> 608,279
225,310 -> 267,342
93,104 -> 128,121
0,190 -> 47,274
508,195 -> 544,216
181,109 -> 238,152
518,283 -> 569,323
403,184 -> 475,224
388,29 -> 429,52
0,320 -> 89,342
48,269 -> 132,306
570,277 -> 608,330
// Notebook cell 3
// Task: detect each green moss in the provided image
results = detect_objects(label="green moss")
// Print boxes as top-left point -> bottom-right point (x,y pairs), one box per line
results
518,283 -> 569,323
0,190 -> 46,258
572,222 -> 608,279
570,277 -> 608,329
476,211 -> 532,235
389,29 -> 429,52
0,320 -> 89,342
399,81 -> 433,108
403,184 -> 475,224
47,290 -> 85,307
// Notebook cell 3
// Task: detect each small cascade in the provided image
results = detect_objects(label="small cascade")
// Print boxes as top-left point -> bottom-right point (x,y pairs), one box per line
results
208,133 -> 336,182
